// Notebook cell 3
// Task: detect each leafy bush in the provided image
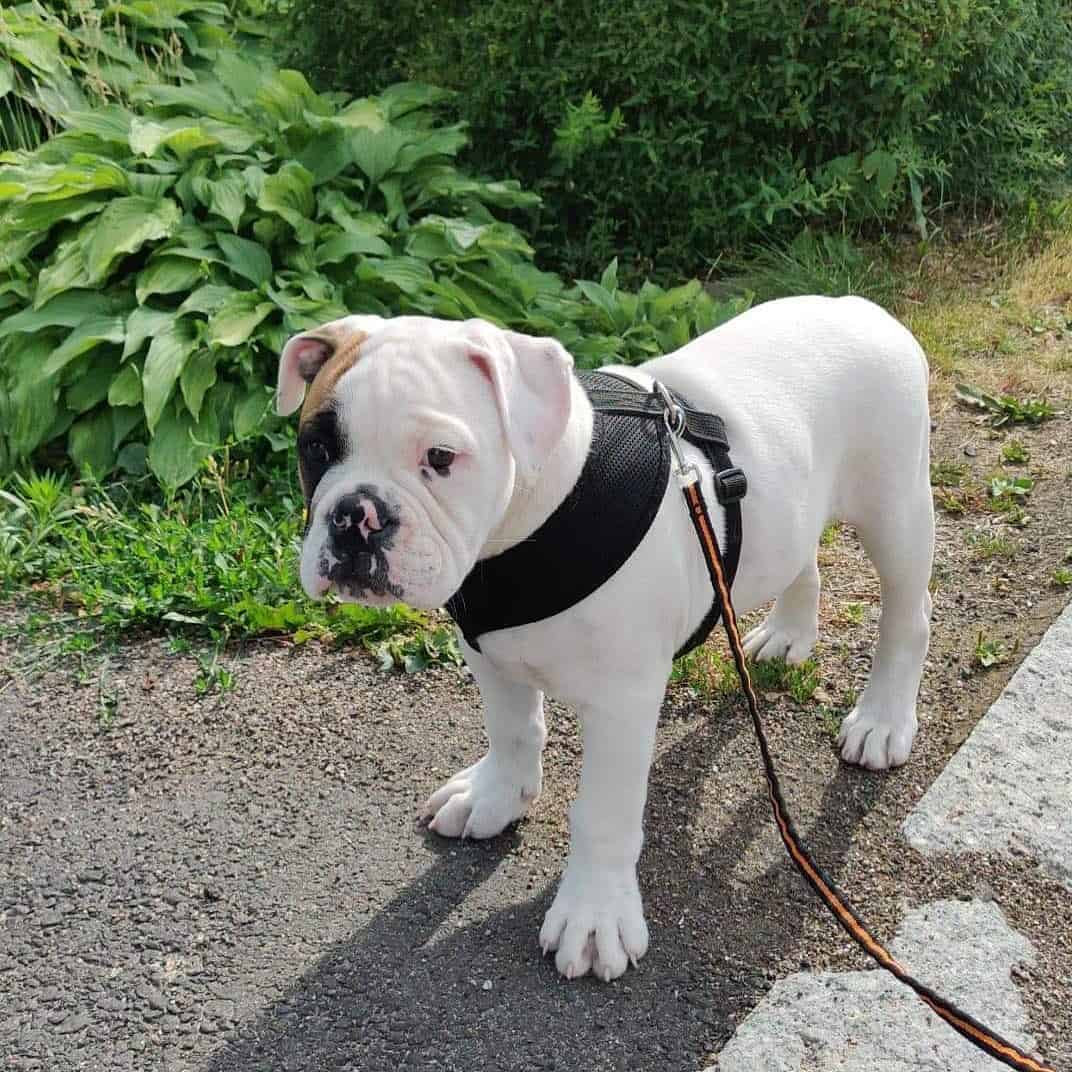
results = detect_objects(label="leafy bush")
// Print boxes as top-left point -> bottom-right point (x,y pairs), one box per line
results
286,0 -> 1072,278
0,0 -> 261,151
0,52 -> 742,487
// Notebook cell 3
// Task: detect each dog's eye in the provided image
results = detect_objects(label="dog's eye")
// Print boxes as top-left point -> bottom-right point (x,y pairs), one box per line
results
425,447 -> 455,475
302,438 -> 331,466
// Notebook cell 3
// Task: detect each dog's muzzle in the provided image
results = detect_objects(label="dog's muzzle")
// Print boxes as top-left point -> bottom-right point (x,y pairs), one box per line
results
319,485 -> 403,598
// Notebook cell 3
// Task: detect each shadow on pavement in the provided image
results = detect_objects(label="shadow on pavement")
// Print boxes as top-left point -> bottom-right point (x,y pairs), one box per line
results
209,709 -> 884,1072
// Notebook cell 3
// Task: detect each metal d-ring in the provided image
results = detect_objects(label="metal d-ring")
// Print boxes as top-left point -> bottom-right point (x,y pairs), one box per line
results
652,380 -> 699,486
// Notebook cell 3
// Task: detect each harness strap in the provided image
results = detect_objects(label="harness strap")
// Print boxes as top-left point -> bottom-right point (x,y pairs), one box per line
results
590,372 -> 746,657
681,476 -> 1056,1072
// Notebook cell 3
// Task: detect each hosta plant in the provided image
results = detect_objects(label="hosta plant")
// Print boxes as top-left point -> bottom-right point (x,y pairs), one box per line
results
0,56 -> 743,487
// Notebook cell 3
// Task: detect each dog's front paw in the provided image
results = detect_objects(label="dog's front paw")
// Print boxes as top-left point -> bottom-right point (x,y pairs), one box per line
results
837,703 -> 917,770
539,862 -> 648,981
420,752 -> 540,839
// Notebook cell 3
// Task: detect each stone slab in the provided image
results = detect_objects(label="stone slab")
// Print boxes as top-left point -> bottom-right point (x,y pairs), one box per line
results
904,600 -> 1072,890
706,899 -> 1037,1071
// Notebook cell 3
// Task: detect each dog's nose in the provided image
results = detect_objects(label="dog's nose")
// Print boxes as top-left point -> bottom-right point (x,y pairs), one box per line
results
328,491 -> 393,555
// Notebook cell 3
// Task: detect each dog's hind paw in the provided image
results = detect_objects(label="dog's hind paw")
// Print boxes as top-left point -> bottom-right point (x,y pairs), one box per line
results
837,705 -> 917,770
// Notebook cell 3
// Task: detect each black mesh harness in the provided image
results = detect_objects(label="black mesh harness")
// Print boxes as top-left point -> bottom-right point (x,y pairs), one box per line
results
445,369 -> 747,657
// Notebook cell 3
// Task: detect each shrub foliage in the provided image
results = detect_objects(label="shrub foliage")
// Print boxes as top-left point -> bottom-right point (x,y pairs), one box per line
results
0,38 -> 740,485
286,0 -> 1072,277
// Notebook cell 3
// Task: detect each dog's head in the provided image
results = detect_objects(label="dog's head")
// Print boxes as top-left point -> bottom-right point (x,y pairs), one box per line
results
275,315 -> 574,608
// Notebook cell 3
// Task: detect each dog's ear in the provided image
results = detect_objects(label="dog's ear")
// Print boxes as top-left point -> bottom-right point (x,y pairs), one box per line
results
276,331 -> 336,416
464,322 -> 574,476
276,316 -> 384,416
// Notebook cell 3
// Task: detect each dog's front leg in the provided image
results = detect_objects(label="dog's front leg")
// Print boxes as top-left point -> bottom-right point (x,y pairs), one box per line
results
540,676 -> 664,981
421,643 -> 546,839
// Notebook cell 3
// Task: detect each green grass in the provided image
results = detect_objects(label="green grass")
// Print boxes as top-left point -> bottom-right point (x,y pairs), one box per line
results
747,655 -> 821,705
727,229 -> 898,308
0,462 -> 457,670
930,460 -> 968,488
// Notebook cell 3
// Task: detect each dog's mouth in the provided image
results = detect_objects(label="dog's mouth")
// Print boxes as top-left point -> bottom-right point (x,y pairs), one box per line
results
319,546 -> 404,600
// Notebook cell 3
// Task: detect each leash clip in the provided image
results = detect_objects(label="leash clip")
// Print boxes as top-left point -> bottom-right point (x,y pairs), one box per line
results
652,380 -> 700,487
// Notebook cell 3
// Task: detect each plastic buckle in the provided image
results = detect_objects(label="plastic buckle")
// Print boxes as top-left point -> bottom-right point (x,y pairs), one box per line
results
713,466 -> 748,505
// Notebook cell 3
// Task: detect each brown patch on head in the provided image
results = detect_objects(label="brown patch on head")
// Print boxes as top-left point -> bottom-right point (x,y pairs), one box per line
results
299,328 -> 369,426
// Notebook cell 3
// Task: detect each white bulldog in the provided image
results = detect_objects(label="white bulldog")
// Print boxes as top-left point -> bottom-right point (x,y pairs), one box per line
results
275,297 -> 934,981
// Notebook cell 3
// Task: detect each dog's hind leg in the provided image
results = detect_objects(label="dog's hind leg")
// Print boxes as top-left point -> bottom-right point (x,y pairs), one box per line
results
837,484 -> 934,771
742,554 -> 821,665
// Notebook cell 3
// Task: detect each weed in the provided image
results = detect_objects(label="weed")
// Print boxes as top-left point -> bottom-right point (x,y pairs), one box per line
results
935,489 -> 968,515
1053,567 -> 1072,588
372,625 -> 464,675
1000,439 -> 1030,465
748,657 -> 821,705
670,645 -> 735,697
987,474 -> 1034,527
820,522 -> 842,547
842,602 -> 866,624
956,384 -> 1057,427
194,648 -> 235,696
0,466 -> 440,660
989,475 -> 1034,499
974,631 -> 1009,668
966,530 -> 1018,559
729,230 -> 898,307
930,460 -> 968,487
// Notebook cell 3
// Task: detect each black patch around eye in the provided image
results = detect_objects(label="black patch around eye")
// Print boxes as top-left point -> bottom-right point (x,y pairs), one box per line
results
299,407 -> 344,506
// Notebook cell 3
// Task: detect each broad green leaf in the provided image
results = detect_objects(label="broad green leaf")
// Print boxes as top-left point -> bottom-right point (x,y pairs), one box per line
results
108,363 -> 143,407
34,241 -> 92,308
205,171 -> 246,231
862,149 -> 898,197
600,258 -> 619,293
334,97 -> 385,131
68,408 -> 116,477
63,107 -> 133,146
361,256 -> 434,295
258,162 -> 315,241
82,196 -> 182,284
116,442 -> 147,475
216,232 -> 272,287
6,193 -> 108,237
179,348 -> 218,420
0,290 -> 117,338
233,386 -> 271,439
297,127 -> 352,185
43,315 -> 126,376
255,69 -> 323,126
111,404 -> 143,449
379,82 -> 454,120
3,337 -> 58,459
178,284 -> 236,317
315,232 -> 392,265
395,125 -> 468,171
65,353 -> 121,413
147,401 -> 219,488
0,60 -> 14,98
123,305 -> 174,359
349,127 -> 409,186
136,256 -> 203,302
142,318 -> 198,432
206,292 -> 274,347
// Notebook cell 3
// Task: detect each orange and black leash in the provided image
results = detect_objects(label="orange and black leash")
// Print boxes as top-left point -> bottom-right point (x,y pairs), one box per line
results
678,465 -> 1056,1071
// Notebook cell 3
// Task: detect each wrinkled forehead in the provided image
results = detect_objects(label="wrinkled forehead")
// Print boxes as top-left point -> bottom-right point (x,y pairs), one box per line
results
299,317 -> 466,427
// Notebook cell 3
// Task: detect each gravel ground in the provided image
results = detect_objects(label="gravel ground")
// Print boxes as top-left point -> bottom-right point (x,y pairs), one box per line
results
2,408 -> 1071,1072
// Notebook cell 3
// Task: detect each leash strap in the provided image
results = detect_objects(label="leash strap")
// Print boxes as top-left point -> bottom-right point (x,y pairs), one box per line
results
680,475 -> 1055,1072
